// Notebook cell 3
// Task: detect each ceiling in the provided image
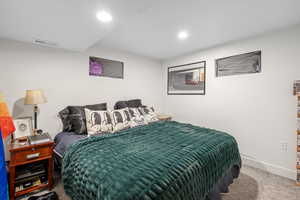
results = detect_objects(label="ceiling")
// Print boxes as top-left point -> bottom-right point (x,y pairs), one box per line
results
1,0 -> 300,60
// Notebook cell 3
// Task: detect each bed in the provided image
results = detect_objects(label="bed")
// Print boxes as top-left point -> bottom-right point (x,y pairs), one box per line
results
56,121 -> 241,200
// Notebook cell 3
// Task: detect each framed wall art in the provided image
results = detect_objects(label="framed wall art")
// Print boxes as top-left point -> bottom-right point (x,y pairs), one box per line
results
168,61 -> 206,95
215,51 -> 261,77
13,117 -> 33,139
294,80 -> 300,96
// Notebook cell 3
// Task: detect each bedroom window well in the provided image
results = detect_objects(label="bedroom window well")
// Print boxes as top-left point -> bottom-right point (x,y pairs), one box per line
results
89,56 -> 124,79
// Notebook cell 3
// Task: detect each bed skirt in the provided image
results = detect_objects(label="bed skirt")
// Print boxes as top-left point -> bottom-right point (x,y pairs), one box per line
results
208,165 -> 240,200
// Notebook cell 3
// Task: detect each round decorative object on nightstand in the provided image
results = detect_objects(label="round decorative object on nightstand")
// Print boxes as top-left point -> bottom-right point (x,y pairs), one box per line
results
157,115 -> 172,121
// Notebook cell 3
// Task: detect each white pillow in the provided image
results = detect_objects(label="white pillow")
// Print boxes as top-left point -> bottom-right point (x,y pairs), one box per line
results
85,108 -> 114,136
111,108 -> 131,132
139,106 -> 159,123
128,107 -> 148,127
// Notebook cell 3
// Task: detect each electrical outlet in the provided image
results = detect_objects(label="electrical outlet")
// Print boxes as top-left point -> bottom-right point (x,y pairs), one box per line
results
280,142 -> 288,152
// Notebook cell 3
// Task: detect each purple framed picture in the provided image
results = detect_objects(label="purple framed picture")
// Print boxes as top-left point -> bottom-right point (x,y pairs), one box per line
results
89,56 -> 124,79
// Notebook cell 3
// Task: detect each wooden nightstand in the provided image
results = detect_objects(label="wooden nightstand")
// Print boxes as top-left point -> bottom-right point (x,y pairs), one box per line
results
8,140 -> 54,200
157,115 -> 172,121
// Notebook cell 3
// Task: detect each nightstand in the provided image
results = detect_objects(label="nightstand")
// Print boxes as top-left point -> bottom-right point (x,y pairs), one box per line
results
8,140 -> 54,200
157,115 -> 172,121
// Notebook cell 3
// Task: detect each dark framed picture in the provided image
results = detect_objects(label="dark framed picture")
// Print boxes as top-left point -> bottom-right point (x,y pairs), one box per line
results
167,61 -> 206,95
294,80 -> 300,96
89,56 -> 124,79
215,51 -> 261,77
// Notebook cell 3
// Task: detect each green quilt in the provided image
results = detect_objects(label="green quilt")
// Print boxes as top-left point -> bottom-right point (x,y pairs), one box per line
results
62,121 -> 241,200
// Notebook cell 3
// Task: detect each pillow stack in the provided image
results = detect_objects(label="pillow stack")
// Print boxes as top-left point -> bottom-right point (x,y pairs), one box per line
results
59,102 -> 159,136
58,103 -> 107,135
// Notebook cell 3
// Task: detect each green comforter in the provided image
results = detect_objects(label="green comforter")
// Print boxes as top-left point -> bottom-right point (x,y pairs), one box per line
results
62,121 -> 241,200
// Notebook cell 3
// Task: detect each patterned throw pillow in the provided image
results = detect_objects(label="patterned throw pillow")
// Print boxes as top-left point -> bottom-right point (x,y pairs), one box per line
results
128,108 -> 148,127
139,106 -> 159,123
111,108 -> 131,132
85,109 -> 114,136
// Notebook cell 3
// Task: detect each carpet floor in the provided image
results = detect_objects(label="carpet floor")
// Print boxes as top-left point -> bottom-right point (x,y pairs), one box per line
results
19,165 -> 300,200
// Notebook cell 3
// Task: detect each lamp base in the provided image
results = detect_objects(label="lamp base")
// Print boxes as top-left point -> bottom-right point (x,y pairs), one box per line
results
34,105 -> 38,130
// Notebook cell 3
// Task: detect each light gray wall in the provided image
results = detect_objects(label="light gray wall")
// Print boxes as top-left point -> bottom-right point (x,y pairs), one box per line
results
163,25 -> 300,179
0,39 -> 164,138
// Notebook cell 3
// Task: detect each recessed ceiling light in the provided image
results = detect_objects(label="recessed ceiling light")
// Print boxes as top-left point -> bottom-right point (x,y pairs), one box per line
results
178,31 -> 189,40
96,11 -> 112,23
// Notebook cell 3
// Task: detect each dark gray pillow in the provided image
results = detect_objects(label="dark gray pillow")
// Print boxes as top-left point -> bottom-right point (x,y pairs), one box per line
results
127,99 -> 142,108
85,103 -> 107,110
67,106 -> 86,134
114,99 -> 142,109
114,101 -> 127,110
58,103 -> 107,134
58,107 -> 72,132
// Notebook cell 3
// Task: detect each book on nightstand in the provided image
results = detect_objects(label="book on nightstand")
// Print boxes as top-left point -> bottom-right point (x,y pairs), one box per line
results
28,133 -> 51,145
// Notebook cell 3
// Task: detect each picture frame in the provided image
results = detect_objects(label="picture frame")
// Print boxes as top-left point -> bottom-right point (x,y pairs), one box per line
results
13,117 -> 33,139
215,51 -> 261,77
167,61 -> 206,95
294,80 -> 300,96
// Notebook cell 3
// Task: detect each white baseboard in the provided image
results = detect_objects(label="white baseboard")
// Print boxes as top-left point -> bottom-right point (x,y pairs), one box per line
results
241,156 -> 296,180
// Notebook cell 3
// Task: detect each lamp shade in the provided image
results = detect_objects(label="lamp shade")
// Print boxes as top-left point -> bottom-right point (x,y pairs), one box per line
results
25,89 -> 47,105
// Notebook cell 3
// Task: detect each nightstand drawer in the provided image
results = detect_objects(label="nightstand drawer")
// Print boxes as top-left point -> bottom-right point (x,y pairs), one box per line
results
10,146 -> 51,165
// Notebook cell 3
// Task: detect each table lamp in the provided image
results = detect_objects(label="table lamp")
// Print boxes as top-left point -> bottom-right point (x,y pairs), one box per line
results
24,89 -> 47,132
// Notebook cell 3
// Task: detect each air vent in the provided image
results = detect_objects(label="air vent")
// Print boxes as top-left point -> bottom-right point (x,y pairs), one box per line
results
33,39 -> 57,47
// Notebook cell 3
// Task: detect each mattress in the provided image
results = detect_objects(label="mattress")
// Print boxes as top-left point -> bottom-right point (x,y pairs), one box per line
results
62,121 -> 241,200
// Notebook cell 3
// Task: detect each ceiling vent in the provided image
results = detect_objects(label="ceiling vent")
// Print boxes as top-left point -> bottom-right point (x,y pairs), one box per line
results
33,39 -> 57,47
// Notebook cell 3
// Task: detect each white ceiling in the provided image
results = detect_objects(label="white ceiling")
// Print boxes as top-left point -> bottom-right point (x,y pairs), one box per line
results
1,0 -> 300,60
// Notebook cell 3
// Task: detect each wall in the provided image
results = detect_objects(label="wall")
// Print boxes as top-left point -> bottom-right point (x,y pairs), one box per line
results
163,25 -> 300,179
1,26 -> 299,180
0,39 -> 164,149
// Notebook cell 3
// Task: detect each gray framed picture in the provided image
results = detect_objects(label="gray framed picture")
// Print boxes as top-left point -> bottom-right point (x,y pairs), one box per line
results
168,61 -> 206,95
215,51 -> 261,77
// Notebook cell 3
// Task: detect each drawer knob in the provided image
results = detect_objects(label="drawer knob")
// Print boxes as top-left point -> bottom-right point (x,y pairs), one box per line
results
26,153 -> 40,159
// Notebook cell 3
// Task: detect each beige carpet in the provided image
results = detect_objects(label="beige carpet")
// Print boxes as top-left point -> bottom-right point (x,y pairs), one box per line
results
221,166 -> 300,200
19,165 -> 300,200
